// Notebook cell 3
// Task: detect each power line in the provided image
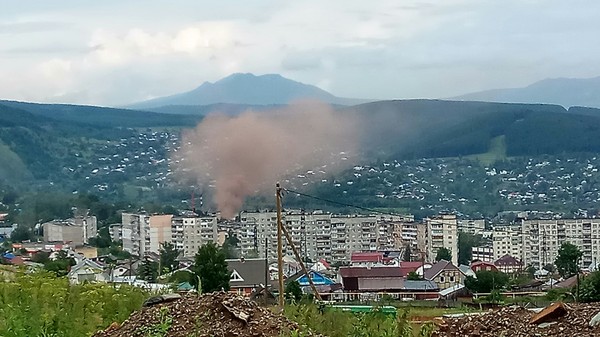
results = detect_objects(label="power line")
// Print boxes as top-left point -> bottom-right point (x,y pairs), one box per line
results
283,188 -> 408,218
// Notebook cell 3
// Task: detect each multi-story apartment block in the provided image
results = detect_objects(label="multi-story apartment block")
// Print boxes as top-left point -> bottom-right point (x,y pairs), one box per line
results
521,219 -> 600,270
239,210 -> 397,263
122,213 -> 150,256
424,213 -> 458,265
123,213 -> 218,257
471,246 -> 494,262
42,215 -> 98,246
457,219 -> 486,235
492,225 -> 523,261
175,216 -> 218,257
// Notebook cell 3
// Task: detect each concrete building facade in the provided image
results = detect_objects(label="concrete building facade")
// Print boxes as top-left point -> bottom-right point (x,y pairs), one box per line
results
424,213 -> 458,266
521,218 -> 600,270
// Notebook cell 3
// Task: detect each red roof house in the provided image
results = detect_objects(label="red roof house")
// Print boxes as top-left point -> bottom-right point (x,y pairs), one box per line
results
494,255 -> 522,274
470,261 -> 498,273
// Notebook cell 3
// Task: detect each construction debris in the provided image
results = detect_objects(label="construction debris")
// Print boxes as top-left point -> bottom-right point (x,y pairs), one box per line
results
93,292 -> 322,337
529,302 -> 567,324
432,302 -> 600,337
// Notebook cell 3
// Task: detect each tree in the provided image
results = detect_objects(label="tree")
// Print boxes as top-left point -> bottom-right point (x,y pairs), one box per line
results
403,245 -> 412,262
10,225 -> 32,242
580,271 -> 600,303
464,270 -> 509,293
435,247 -> 452,262
44,250 -> 76,277
192,243 -> 230,293
407,271 -> 421,280
137,257 -> 159,282
159,242 -> 180,275
458,232 -> 483,265
221,234 -> 239,259
31,251 -> 50,264
285,280 -> 303,303
555,242 -> 583,278
542,264 -> 556,274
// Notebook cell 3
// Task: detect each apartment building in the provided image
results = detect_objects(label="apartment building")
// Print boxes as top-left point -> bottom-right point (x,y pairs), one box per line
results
457,219 -> 486,235
121,213 -> 150,256
521,218 -> 600,270
123,213 -> 218,257
492,225 -> 523,261
174,216 -> 218,257
237,210 -> 427,264
424,213 -> 458,265
238,210 -> 334,262
42,215 -> 97,246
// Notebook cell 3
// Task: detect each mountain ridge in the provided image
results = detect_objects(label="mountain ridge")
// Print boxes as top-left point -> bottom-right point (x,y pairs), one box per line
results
452,76 -> 600,109
128,73 -> 369,109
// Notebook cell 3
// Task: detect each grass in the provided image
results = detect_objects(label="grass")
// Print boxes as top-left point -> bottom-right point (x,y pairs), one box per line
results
465,135 -> 507,166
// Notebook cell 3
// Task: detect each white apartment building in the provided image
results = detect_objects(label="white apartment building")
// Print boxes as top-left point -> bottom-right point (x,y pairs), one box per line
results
172,216 -> 218,257
471,246 -> 494,262
122,213 -> 218,257
457,219 -> 486,235
239,210 -> 404,263
522,219 -> 600,270
122,213 -> 150,256
492,225 -> 523,261
424,213 -> 458,265
239,210 -> 335,262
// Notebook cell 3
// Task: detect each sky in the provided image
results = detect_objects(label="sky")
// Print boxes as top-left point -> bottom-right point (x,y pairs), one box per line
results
1,0 -> 599,106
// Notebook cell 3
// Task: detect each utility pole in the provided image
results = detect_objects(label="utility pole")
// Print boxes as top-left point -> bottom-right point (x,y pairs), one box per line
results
264,236 -> 269,306
276,183 -> 285,308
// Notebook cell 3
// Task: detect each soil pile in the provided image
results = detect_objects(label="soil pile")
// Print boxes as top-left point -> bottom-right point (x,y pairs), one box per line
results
93,292 -> 321,337
432,302 -> 600,337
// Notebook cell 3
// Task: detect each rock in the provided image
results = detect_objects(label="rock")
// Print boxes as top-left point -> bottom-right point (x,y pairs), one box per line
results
142,293 -> 182,307
530,302 -> 567,325
538,322 -> 557,328
590,311 -> 600,327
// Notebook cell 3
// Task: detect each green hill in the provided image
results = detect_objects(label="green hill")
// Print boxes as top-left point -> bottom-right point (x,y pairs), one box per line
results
0,100 -> 202,127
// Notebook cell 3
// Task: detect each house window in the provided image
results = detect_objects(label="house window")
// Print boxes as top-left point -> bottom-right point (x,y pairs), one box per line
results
450,276 -> 455,282
440,276 -> 445,282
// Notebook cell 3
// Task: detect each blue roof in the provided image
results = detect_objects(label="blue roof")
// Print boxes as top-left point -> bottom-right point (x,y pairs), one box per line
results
2,252 -> 15,259
296,271 -> 335,286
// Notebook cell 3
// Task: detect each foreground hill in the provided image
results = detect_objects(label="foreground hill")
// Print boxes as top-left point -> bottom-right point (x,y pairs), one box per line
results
452,76 -> 600,109
0,100 -> 201,127
128,73 -> 367,109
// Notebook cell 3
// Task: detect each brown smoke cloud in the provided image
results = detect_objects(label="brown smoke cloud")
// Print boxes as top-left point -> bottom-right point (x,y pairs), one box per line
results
179,102 -> 361,218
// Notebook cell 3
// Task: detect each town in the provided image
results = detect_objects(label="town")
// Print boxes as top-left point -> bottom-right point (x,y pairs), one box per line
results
2,206 -> 598,304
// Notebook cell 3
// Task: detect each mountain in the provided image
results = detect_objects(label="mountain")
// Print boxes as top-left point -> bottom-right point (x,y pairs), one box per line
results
344,99 -> 600,159
128,73 -> 368,109
452,76 -> 600,109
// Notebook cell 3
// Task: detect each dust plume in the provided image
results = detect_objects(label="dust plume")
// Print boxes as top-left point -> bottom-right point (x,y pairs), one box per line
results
179,102 -> 361,218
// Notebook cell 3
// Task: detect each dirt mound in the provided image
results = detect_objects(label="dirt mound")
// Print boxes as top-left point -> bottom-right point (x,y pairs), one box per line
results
93,292 -> 321,337
432,302 -> 600,337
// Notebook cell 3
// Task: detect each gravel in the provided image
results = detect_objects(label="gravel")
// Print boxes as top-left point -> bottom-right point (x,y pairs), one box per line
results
432,303 -> 600,337
93,292 -> 322,337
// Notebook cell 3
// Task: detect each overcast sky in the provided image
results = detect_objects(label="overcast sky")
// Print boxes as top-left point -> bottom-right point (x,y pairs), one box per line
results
1,0 -> 599,106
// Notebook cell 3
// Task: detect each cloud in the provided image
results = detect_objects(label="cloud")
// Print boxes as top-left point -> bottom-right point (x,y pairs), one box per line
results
0,21 -> 70,34
1,0 -> 600,104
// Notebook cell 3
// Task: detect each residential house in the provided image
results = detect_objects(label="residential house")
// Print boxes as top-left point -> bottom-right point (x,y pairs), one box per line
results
458,265 -> 477,279
339,266 -> 404,292
68,259 -> 107,285
470,261 -> 498,273
494,255 -> 522,274
423,260 -> 465,290
227,258 -> 271,296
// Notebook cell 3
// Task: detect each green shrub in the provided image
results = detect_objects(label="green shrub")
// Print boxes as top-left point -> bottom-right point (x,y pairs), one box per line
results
0,270 -> 148,337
